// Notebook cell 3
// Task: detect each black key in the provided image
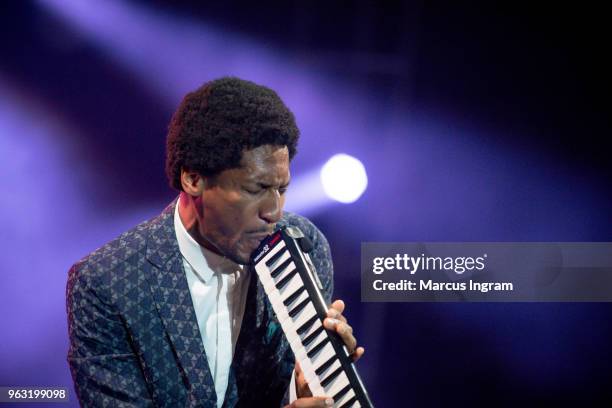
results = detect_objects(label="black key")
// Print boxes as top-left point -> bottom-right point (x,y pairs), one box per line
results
338,395 -> 357,408
333,384 -> 352,401
289,297 -> 310,318
302,326 -> 325,348
271,257 -> 293,279
283,286 -> 306,307
315,355 -> 337,377
275,269 -> 297,290
307,337 -> 330,359
320,366 -> 343,388
296,315 -> 318,335
265,247 -> 287,268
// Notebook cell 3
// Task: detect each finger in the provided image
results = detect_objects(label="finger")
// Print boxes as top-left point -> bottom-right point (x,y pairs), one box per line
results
330,299 -> 345,314
324,318 -> 357,353
327,308 -> 347,323
351,346 -> 365,362
286,396 -> 334,407
294,360 -> 303,376
327,299 -> 347,323
323,317 -> 353,336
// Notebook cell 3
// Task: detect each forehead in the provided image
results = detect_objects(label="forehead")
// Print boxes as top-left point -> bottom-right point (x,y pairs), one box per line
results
237,144 -> 290,183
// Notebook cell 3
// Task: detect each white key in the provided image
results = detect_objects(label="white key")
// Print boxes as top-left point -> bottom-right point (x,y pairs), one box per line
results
304,329 -> 328,354
260,279 -> 278,300
298,359 -> 318,392
279,274 -> 304,300
292,302 -> 317,329
352,401 -> 361,408
274,263 -> 297,286
260,240 -> 286,264
267,288 -> 281,304
268,275 -> 314,330
269,291 -> 290,322
282,319 -> 300,347
308,379 -> 325,397
260,263 -> 294,292
306,361 -> 338,382
256,269 -> 273,287
278,308 -> 296,326
285,289 -> 310,309
284,329 -> 301,349
333,389 -> 355,408
299,319 -> 323,342
309,342 -> 336,369
263,275 -> 280,293
323,372 -> 350,399
300,355 -> 315,375
317,358 -> 341,382
268,250 -> 291,271
293,348 -> 319,394
305,353 -> 338,385
289,319 -> 322,351
294,354 -> 323,398
265,286 -> 300,343
294,346 -> 308,362
262,266 -> 303,297
254,267 -> 272,288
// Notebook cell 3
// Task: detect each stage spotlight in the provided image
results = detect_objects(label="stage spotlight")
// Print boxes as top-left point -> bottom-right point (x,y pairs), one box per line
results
320,154 -> 368,204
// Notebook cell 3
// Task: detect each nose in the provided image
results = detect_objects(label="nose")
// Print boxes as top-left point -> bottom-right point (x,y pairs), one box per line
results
260,189 -> 283,224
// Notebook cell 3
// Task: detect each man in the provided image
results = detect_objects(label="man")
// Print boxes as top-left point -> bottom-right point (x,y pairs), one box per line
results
67,77 -> 364,407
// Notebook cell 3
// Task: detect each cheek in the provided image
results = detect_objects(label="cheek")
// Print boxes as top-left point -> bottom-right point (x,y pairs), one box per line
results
233,201 -> 262,233
214,199 -> 258,239
215,209 -> 244,238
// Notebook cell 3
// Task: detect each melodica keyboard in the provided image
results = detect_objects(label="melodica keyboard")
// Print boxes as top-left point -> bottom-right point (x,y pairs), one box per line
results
251,226 -> 374,408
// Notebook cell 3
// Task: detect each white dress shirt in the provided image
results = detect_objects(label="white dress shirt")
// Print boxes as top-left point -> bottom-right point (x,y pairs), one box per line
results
174,199 -> 250,408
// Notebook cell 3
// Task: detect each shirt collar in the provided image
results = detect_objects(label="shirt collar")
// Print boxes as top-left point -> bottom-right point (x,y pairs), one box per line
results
174,195 -> 241,283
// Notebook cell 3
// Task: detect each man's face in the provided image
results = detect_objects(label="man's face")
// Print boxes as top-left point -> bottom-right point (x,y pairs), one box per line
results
196,144 -> 290,265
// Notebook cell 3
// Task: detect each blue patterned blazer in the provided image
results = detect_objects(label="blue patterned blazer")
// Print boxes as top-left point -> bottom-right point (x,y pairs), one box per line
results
66,199 -> 334,407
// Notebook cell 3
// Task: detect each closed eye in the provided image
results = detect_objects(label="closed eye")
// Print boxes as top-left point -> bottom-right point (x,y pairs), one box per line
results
244,182 -> 290,195
243,187 -> 262,195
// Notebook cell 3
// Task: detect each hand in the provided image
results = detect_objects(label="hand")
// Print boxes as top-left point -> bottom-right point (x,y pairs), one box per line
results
323,299 -> 365,363
286,361 -> 333,406
290,299 -> 365,405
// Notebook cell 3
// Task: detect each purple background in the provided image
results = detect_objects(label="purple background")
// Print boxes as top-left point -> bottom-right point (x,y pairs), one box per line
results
1,1 -> 610,406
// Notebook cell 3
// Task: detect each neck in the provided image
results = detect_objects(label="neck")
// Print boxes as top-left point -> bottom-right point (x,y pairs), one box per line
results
177,192 -> 224,256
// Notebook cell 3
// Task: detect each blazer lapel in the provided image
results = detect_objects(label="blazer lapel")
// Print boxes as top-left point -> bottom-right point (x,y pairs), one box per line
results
144,200 -> 217,407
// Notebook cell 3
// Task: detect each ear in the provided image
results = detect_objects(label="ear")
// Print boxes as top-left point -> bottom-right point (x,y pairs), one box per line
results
180,168 -> 206,197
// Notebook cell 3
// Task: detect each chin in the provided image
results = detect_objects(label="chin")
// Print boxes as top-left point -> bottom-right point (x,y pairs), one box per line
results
233,254 -> 251,266
233,241 -> 261,265
227,247 -> 251,266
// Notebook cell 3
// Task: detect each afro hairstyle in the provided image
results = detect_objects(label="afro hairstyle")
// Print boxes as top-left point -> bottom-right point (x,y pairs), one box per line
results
165,77 -> 299,191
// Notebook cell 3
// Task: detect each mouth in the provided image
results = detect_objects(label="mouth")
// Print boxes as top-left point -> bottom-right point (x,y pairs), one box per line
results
246,233 -> 271,244
245,230 -> 273,252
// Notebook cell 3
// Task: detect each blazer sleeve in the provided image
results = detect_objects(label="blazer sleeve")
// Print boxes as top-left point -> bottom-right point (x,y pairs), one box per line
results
66,262 -> 155,407
308,221 -> 334,304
